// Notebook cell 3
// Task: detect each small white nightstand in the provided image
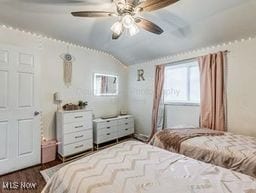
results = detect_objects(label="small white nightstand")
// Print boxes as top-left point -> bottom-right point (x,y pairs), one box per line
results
56,110 -> 93,162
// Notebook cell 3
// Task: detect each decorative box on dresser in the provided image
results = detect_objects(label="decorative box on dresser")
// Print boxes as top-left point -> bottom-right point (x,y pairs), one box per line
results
56,110 -> 93,161
93,115 -> 134,149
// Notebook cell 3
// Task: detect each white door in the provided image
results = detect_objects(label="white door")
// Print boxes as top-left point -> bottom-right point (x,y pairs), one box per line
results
0,44 -> 40,175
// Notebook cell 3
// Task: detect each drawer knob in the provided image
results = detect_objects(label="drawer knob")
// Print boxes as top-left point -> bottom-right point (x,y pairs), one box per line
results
125,128 -> 129,131
125,123 -> 129,125
75,125 -> 83,128
34,111 -> 40,116
75,116 -> 83,119
106,120 -> 111,123
107,127 -> 111,129
75,135 -> 84,139
107,133 -> 111,136
75,144 -> 84,149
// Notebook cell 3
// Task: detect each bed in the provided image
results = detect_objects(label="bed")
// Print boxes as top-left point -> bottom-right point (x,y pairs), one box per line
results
150,128 -> 256,178
42,141 -> 256,193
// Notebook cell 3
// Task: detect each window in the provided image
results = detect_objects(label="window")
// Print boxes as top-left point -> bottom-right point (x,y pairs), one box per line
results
164,60 -> 200,104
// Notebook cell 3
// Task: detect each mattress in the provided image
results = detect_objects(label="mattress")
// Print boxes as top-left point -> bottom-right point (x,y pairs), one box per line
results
151,130 -> 256,178
42,141 -> 256,193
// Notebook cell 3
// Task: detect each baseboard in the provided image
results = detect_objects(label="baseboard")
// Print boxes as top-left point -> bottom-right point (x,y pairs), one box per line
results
133,133 -> 149,142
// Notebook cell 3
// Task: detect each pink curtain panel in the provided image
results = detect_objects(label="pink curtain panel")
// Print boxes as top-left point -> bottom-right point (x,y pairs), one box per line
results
198,51 -> 226,131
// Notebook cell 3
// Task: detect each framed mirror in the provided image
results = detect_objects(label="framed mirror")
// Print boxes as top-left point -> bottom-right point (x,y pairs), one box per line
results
94,73 -> 119,96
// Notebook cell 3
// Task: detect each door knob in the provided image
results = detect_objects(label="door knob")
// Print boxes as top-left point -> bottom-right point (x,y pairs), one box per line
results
34,111 -> 40,116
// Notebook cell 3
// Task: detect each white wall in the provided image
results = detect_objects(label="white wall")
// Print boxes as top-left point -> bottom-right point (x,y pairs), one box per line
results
128,37 -> 256,137
1,26 -> 256,140
127,64 -> 154,136
0,26 -> 128,140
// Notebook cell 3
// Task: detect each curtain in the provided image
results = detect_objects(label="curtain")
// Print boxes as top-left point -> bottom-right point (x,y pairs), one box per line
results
198,51 -> 226,131
149,64 -> 165,140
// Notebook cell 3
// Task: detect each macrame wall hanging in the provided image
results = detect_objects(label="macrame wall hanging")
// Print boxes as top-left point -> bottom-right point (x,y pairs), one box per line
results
60,46 -> 75,87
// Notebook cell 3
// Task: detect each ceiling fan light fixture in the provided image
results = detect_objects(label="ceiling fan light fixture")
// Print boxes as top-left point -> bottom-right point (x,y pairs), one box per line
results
129,24 -> 139,36
71,0 -> 173,39
122,15 -> 135,29
111,21 -> 123,35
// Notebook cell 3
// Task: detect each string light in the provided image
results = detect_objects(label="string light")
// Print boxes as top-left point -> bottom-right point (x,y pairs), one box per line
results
135,36 -> 256,66
0,24 -> 255,68
0,24 -> 127,67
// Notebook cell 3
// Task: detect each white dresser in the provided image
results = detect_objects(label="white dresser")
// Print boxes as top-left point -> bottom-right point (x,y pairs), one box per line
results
56,110 -> 93,161
93,115 -> 134,148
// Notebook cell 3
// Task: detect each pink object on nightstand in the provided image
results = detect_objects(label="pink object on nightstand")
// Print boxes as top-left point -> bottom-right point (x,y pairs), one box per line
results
41,140 -> 57,164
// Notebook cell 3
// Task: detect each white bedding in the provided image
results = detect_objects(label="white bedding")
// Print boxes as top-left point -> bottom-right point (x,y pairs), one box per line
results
42,141 -> 256,193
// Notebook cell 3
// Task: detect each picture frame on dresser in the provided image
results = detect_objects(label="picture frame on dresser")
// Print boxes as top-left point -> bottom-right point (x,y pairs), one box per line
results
56,110 -> 93,162
93,115 -> 135,150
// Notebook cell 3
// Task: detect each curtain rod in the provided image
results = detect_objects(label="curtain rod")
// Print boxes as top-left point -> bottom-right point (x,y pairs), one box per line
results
164,50 -> 230,66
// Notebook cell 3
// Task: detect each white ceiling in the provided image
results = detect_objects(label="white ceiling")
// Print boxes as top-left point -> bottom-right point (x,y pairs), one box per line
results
0,0 -> 256,65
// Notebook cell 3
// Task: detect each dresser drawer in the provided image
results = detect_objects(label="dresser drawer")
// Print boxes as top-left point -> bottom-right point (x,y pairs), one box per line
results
63,111 -> 92,124
120,120 -> 134,128
95,125 -> 117,136
95,131 -> 117,144
118,117 -> 134,126
63,139 -> 92,156
64,130 -> 92,145
63,121 -> 91,134
96,119 -> 118,129
119,127 -> 134,138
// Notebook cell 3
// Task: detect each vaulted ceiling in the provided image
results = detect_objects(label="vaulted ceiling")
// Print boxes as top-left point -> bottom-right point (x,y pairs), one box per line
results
0,0 -> 256,65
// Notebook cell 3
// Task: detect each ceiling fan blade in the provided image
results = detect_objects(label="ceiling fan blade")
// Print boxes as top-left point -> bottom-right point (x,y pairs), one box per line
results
112,32 -> 122,40
137,0 -> 179,12
71,11 -> 115,17
135,17 -> 163,34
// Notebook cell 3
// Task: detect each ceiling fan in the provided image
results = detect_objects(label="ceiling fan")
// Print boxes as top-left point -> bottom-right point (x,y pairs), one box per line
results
71,0 -> 179,40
